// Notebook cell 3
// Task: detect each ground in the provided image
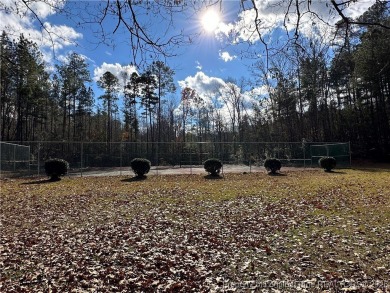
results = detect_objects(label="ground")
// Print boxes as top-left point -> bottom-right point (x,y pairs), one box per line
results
71,164 -> 318,177
0,168 -> 389,292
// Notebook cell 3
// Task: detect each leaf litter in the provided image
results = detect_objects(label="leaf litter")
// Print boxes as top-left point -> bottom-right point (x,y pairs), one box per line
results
0,170 -> 389,292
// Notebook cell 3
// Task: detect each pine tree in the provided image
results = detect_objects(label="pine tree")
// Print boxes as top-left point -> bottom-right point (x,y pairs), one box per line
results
56,52 -> 91,140
146,61 -> 176,142
97,71 -> 119,144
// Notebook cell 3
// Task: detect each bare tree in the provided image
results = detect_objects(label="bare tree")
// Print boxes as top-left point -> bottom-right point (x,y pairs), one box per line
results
221,0 -> 390,70
219,80 -> 245,142
2,0 -> 203,65
5,1 -> 388,67
179,87 -> 198,143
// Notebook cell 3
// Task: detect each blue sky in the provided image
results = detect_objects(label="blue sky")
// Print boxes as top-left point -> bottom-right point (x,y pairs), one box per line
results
1,0 -> 376,110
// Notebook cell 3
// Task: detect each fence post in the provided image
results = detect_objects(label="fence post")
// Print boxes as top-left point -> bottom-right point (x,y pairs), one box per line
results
349,141 -> 352,167
37,142 -> 40,176
13,144 -> 16,171
302,138 -> 306,168
80,142 -> 83,177
190,142 -> 192,175
120,142 -> 122,176
156,142 -> 158,176
28,145 -> 31,172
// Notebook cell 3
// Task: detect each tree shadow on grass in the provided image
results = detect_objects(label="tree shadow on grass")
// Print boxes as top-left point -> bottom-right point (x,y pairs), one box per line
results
352,167 -> 390,173
204,174 -> 224,180
324,170 -> 347,174
22,178 -> 61,185
267,172 -> 287,176
121,176 -> 148,183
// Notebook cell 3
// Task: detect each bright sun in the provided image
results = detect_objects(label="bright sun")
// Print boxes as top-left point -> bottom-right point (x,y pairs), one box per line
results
201,9 -> 221,33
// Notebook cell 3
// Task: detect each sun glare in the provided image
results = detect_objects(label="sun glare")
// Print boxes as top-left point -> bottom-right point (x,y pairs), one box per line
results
201,9 -> 220,33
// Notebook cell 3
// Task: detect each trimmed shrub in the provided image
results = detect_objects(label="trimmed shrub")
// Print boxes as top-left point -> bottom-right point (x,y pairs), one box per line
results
264,158 -> 281,174
203,158 -> 223,176
44,158 -> 69,181
319,156 -> 336,172
130,158 -> 151,177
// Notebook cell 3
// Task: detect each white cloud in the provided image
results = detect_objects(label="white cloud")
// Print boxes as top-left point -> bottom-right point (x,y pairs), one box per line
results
178,71 -> 225,96
53,52 -> 94,67
216,21 -> 235,39
40,22 -> 82,49
343,1 -> 376,19
219,51 -> 237,62
217,1 -> 283,44
195,61 -> 202,70
248,85 -> 268,98
217,0 -> 376,44
29,0 -> 62,18
0,0 -> 82,66
177,72 -> 266,127
178,72 -> 266,106
79,53 -> 95,64
176,72 -> 225,121
93,62 -> 138,87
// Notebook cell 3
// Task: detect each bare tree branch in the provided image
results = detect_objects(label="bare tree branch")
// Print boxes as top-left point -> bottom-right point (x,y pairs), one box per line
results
3,0 -> 389,68
250,0 -> 270,71
331,0 -> 390,29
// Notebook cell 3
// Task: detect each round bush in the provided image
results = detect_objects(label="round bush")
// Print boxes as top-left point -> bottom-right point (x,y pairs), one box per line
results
44,158 -> 69,181
319,156 -> 336,171
130,158 -> 151,177
264,158 -> 281,174
203,158 -> 223,176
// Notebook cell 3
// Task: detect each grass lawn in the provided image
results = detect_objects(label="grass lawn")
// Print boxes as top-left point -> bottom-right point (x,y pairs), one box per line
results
1,169 -> 389,292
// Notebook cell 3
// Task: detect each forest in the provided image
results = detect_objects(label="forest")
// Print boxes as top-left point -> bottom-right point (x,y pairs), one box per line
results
0,2 -> 389,161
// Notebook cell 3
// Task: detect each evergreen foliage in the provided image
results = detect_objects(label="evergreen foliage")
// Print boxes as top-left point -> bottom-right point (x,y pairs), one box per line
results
203,159 -> 223,176
130,158 -> 151,177
319,157 -> 337,172
264,158 -> 282,174
44,158 -> 69,181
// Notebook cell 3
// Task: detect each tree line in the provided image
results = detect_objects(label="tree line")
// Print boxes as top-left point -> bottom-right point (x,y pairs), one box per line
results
1,3 -> 389,160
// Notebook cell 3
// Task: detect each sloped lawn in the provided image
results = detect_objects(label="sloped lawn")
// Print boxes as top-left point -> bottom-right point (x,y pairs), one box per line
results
1,169 -> 389,292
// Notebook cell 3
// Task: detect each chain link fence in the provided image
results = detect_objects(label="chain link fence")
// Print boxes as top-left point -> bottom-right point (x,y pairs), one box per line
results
0,142 -> 30,175
310,143 -> 351,167
1,141 -> 351,177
